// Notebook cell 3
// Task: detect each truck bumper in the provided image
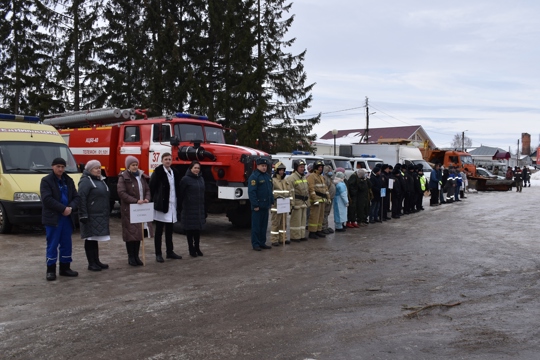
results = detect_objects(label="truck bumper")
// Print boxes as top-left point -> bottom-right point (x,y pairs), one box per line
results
218,186 -> 249,200
2,201 -> 42,225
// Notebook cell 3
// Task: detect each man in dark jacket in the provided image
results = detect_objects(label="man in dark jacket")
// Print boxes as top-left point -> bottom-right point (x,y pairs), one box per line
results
380,164 -> 392,221
391,167 -> 403,218
429,163 -> 441,206
149,152 -> 182,262
248,158 -> 273,251
522,166 -> 530,187
369,166 -> 383,223
40,157 -> 80,281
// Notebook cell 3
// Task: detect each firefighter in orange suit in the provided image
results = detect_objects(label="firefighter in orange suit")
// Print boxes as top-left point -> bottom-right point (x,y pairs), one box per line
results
307,160 -> 329,239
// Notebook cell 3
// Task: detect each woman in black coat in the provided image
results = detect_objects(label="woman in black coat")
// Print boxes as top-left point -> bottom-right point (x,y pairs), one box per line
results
78,160 -> 110,271
179,161 -> 206,257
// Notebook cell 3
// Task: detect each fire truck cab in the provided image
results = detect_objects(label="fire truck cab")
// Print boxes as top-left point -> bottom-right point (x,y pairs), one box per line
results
51,109 -> 268,227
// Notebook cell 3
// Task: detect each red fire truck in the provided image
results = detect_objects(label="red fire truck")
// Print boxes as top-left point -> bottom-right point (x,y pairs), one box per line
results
45,108 -> 269,227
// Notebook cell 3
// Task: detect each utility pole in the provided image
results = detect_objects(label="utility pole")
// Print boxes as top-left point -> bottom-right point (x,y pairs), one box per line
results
365,97 -> 369,143
360,97 -> 371,143
461,131 -> 465,152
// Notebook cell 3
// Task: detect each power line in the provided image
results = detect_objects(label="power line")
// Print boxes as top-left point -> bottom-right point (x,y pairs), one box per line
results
368,103 -> 414,126
298,106 -> 365,119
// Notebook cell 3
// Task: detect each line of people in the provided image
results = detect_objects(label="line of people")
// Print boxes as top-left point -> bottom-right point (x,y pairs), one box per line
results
246,158 -> 437,251
505,166 -> 530,192
41,154 -> 206,281
428,163 -> 467,206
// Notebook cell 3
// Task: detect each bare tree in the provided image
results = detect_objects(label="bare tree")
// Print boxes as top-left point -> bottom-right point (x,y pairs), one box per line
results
451,133 -> 472,150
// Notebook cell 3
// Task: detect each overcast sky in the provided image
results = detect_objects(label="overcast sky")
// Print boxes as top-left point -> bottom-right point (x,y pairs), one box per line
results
287,0 -> 540,152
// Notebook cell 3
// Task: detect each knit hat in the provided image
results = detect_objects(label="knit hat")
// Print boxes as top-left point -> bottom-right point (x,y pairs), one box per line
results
335,172 -> 345,179
51,157 -> 66,166
125,155 -> 139,169
85,160 -> 101,171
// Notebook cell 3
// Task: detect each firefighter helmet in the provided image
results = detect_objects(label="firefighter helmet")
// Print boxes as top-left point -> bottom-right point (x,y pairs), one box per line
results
274,161 -> 286,171
293,159 -> 306,171
314,160 -> 325,169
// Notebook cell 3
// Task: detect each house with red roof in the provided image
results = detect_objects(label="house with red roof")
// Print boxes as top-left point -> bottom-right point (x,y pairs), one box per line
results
319,125 -> 436,149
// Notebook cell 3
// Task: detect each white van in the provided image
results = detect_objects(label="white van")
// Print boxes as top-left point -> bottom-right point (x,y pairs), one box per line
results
350,155 -> 384,173
271,152 -> 324,175
0,115 -> 81,233
319,155 -> 355,178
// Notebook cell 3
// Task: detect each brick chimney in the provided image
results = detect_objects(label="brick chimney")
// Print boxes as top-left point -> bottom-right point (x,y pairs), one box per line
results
522,132 -> 531,155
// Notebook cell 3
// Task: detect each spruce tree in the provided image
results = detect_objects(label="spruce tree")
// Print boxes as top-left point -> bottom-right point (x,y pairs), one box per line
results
251,0 -> 319,152
56,0 -> 104,111
144,0 -> 206,115
99,0 -> 148,109
196,0 -> 257,127
0,0 -> 63,114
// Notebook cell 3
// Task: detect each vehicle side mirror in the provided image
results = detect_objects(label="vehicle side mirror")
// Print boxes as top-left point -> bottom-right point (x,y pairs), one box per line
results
170,136 -> 179,147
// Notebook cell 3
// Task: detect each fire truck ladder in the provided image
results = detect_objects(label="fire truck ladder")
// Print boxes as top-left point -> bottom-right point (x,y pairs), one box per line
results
43,108 -> 137,128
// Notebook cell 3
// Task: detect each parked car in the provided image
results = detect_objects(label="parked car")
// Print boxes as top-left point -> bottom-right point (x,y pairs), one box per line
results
476,167 -> 505,180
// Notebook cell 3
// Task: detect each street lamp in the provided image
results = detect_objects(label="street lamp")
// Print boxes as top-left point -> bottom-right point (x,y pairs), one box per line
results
461,130 -> 468,152
332,129 -> 338,155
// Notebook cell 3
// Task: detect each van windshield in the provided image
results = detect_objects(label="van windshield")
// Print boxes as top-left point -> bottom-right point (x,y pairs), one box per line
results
334,160 -> 353,170
0,141 -> 78,173
367,160 -> 382,170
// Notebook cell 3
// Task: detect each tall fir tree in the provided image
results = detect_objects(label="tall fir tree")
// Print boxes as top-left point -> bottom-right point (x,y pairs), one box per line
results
194,0 -> 257,128
0,0 -> 64,114
251,0 -> 319,152
98,0 -> 148,108
144,0 -> 205,116
56,0 -> 104,111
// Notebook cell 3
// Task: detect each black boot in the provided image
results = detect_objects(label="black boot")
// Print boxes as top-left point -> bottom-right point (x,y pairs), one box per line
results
194,237 -> 203,257
85,240 -> 101,271
154,234 -> 163,262
126,242 -> 138,266
134,241 -> 144,266
187,234 -> 197,257
59,262 -> 78,277
94,242 -> 108,269
46,264 -> 56,281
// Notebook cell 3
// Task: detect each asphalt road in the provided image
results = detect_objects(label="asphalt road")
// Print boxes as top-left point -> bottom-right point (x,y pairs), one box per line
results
1,186 -> 540,360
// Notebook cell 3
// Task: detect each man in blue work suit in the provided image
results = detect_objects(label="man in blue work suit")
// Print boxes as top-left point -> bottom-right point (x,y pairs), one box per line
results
248,158 -> 274,251
40,157 -> 80,281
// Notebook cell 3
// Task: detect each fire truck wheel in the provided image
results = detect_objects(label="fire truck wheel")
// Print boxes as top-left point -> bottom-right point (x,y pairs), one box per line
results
227,204 -> 251,228
0,203 -> 13,234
